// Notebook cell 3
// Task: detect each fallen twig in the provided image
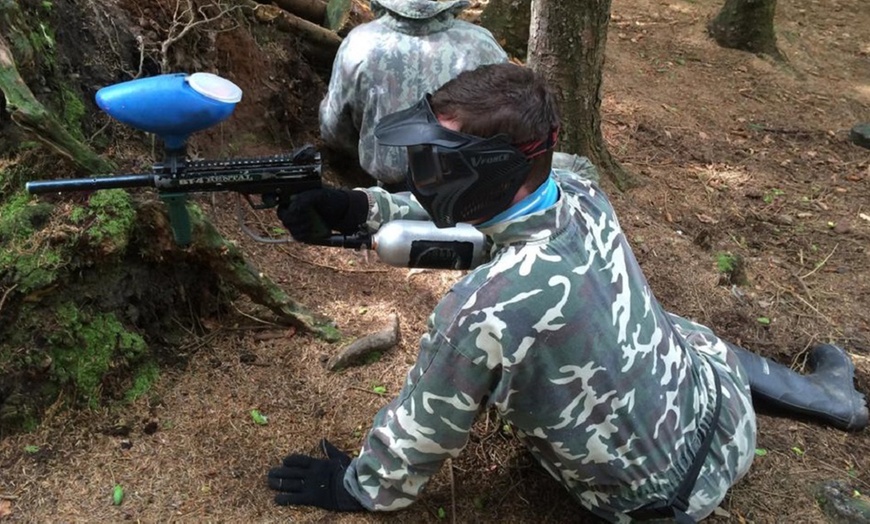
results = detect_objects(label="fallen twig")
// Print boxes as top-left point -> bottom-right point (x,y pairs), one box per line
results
762,277 -> 838,330
276,244 -> 390,274
347,385 -> 386,397
0,283 -> 18,315
799,243 -> 837,280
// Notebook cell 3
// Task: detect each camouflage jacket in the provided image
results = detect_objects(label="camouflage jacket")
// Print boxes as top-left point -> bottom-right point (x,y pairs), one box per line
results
344,168 -> 757,521
318,1 -> 508,185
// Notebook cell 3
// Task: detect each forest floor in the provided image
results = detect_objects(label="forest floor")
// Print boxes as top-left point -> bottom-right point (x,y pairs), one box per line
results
2,0 -> 870,522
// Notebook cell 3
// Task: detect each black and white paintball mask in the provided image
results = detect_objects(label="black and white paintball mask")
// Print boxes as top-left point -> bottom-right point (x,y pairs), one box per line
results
375,96 -> 555,228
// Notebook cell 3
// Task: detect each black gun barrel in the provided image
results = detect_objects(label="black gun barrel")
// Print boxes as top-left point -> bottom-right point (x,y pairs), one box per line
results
26,174 -> 156,195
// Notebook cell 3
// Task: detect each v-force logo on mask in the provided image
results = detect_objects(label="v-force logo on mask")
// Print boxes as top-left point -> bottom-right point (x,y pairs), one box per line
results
470,153 -> 510,168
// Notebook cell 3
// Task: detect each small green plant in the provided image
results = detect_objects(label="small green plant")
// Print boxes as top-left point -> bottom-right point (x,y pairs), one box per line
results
24,445 -> 40,454
715,252 -> 748,287
763,188 -> 785,204
112,484 -> 124,505
755,448 -> 768,457
372,385 -> 386,395
715,252 -> 737,274
792,446 -> 804,456
250,409 -> 268,425
437,507 -> 447,519
757,317 -> 771,326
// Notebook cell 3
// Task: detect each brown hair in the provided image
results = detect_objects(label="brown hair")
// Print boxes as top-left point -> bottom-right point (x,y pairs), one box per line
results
429,63 -> 560,188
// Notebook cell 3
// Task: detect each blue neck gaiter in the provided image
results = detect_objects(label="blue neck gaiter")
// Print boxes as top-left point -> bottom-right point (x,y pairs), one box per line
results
477,174 -> 559,228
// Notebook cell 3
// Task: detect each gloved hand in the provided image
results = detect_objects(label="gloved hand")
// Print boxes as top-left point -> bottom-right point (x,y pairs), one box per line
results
266,439 -> 365,511
276,188 -> 368,243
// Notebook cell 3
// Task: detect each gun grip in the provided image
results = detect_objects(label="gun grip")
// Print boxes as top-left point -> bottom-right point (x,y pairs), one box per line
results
160,193 -> 192,246
307,208 -> 331,240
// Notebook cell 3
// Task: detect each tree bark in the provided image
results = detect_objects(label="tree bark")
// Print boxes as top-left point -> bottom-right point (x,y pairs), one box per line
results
479,0 -> 531,60
0,33 -> 114,174
259,0 -> 327,25
527,0 -> 634,190
708,0 -> 782,60
243,0 -> 342,61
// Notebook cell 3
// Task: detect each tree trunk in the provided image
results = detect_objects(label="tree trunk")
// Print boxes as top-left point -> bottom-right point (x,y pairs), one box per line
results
708,0 -> 782,60
527,0 -> 634,190
0,33 -> 114,174
479,0 -> 531,60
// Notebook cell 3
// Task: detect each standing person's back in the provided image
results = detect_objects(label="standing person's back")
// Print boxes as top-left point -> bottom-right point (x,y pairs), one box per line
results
319,0 -> 508,190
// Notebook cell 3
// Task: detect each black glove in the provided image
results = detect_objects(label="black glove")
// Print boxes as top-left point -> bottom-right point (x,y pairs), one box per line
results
276,188 -> 368,243
266,439 -> 365,512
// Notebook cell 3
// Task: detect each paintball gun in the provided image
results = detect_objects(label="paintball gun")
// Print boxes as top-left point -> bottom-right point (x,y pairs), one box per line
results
25,73 -> 490,270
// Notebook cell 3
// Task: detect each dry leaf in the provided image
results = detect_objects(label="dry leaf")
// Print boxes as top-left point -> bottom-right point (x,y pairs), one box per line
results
0,499 -> 13,518
696,213 -> 718,224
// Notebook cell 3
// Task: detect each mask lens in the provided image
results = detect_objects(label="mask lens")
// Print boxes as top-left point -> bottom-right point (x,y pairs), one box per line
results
408,145 -> 442,194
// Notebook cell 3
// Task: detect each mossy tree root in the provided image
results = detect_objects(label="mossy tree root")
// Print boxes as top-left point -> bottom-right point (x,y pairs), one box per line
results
138,200 -> 341,342
0,33 -> 114,174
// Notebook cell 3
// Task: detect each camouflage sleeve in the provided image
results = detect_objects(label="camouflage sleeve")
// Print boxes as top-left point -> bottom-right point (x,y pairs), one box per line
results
358,187 -> 431,231
319,36 -> 365,158
342,309 -> 493,510
551,153 -> 600,185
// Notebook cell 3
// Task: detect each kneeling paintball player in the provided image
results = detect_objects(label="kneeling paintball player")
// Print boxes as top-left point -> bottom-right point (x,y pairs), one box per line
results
267,63 -> 868,522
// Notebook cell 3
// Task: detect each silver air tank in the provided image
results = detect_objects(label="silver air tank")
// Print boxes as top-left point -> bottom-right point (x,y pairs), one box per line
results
371,220 -> 490,270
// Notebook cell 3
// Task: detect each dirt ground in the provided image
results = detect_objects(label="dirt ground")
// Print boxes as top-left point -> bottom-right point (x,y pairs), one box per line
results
2,0 -> 870,522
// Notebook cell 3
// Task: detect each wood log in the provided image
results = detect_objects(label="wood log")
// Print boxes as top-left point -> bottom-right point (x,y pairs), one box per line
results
0,33 -> 114,174
255,0 -> 356,33
327,313 -> 399,370
242,0 -> 342,58
266,0 -> 327,25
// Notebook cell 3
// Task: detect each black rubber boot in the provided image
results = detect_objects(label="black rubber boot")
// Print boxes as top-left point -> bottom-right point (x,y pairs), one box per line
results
728,343 -> 869,432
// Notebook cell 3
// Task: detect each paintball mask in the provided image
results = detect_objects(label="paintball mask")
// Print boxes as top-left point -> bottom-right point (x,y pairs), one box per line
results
374,96 -> 546,228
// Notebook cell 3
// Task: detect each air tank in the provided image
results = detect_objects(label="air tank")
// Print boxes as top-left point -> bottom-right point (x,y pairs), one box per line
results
371,220 -> 489,270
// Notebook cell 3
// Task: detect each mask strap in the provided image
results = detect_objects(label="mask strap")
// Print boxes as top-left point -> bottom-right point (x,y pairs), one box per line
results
515,126 -> 560,159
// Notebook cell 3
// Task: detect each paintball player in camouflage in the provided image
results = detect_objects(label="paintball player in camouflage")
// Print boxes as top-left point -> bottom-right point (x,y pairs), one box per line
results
319,0 -> 509,191
269,63 -> 868,522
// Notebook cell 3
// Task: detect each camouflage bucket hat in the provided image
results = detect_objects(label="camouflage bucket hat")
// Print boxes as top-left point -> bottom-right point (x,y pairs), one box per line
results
371,0 -> 470,20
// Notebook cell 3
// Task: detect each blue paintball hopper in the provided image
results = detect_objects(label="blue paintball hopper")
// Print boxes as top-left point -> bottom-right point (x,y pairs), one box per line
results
95,72 -> 243,150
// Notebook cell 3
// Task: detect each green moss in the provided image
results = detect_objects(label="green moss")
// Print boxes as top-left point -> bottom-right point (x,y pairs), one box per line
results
124,360 -> 160,402
0,192 -> 52,241
317,323 -> 342,343
48,302 -> 147,406
0,192 -> 64,292
69,205 -> 87,223
58,85 -> 85,138
82,189 -> 136,251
